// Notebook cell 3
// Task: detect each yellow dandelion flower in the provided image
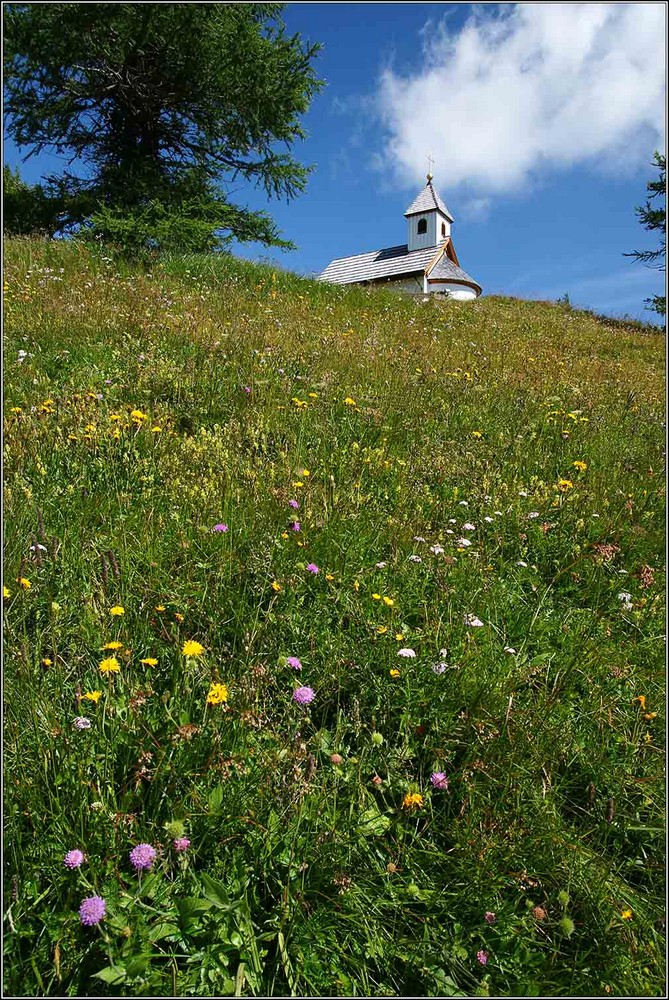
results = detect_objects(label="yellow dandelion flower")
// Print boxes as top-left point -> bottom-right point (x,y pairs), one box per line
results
109,605 -> 124,616
557,479 -> 574,490
3,586 -> 10,599
383,596 -> 394,607
206,682 -> 229,706
402,792 -> 424,810
573,460 -> 588,471
140,657 -> 158,666
82,690 -> 102,703
389,668 -> 400,677
109,414 -> 122,422
130,409 -> 147,421
103,641 -> 123,650
19,578 -> 32,589
99,657 -> 120,673
182,640 -> 205,657
10,407 -> 22,414
272,581 -> 282,592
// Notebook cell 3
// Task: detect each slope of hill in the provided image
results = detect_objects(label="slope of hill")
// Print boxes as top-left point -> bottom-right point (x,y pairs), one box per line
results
3,237 -> 665,997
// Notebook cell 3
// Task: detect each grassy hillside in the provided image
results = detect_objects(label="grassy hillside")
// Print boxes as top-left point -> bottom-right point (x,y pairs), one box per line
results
3,236 -> 665,998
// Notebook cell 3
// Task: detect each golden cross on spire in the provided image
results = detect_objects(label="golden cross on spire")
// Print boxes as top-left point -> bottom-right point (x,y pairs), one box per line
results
427,153 -> 435,181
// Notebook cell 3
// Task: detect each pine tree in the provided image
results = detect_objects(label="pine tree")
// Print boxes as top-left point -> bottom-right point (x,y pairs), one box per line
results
3,3 -> 323,255
625,152 -> 665,317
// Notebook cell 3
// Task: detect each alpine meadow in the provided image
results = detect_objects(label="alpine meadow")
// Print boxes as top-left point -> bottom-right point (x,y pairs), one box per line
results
2,235 -> 665,997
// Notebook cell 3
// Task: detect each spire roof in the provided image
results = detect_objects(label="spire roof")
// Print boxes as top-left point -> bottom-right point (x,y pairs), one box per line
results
404,179 -> 454,222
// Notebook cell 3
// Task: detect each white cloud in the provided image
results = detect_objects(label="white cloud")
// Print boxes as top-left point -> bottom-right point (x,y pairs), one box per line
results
373,3 -> 665,196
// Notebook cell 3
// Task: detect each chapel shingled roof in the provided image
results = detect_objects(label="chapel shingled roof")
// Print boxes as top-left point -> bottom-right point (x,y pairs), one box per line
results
318,243 -> 442,285
404,180 -> 454,221
427,254 -> 481,293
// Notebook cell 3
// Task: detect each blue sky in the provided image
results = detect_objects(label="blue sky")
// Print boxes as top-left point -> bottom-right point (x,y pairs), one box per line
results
4,2 -> 666,322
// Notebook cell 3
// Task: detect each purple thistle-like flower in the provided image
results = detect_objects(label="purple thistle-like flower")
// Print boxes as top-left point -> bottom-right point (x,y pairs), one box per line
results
476,950 -> 489,966
64,849 -> 85,869
293,686 -> 315,706
430,772 -> 449,790
129,843 -> 157,871
173,837 -> 191,852
288,499 -> 300,509
290,521 -> 301,531
484,911 -> 497,924
243,386 -> 251,394
306,563 -> 319,574
286,656 -> 302,670
73,717 -> 92,730
79,895 -> 106,926
212,523 -> 228,533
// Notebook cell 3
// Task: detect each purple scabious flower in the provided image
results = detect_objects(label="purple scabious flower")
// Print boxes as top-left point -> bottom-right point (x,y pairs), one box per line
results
476,949 -> 489,966
430,772 -> 449,790
173,837 -> 191,852
129,843 -> 157,871
397,648 -> 416,658
290,522 -> 301,532
293,686 -> 315,706
288,499 -> 300,509
73,717 -> 92,730
64,849 -> 85,869
79,895 -> 106,926
212,523 -> 228,533
484,911 -> 497,924
306,563 -> 319,574
286,656 -> 302,670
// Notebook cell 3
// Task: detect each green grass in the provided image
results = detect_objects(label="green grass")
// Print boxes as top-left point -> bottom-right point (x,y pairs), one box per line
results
3,235 -> 665,997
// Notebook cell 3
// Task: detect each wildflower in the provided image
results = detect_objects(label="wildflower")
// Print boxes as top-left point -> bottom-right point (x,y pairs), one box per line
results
79,895 -> 106,926
504,647 -> 517,655
288,499 -> 300,509
99,657 -> 120,674
464,614 -> 485,628
371,732 -> 384,745
330,753 -> 343,764
389,668 -> 401,678
130,409 -> 147,422
286,656 -> 302,670
292,480 -> 304,488
3,586 -> 10,598
353,580 -> 360,592
344,397 -> 357,406
272,581 -> 282,592
413,535 -> 426,543
476,950 -> 489,966
325,573 -> 335,581
458,500 -> 469,507
372,775 -> 383,786
432,663 -> 447,674
484,515 -> 493,523
383,596 -> 394,607
484,911 -> 496,924
212,523 -> 228,532
430,772 -> 449,790
182,640 -> 205,657
402,792 -> 424,810
408,554 -> 422,563
64,849 -> 85,869
82,691 -> 102,704
621,908 -> 633,920
618,591 -> 633,609
644,712 -> 657,720
395,633 -> 404,641
372,593 -> 381,601
173,837 -> 191,852
516,560 -> 528,567
103,641 -> 123,650
398,648 -> 416,658
573,460 -> 587,471
558,479 -> 574,491
527,511 -> 540,519
306,563 -> 319,574
140,657 -> 158,666
377,626 -> 388,634
129,843 -> 157,871
293,686 -> 315,706
456,538 -> 472,548
429,544 -> 444,555
73,717 -> 92,730
109,605 -> 124,616
155,605 -> 166,612
633,695 -> 647,710
471,430 -> 483,438
290,521 -> 301,531
19,578 -> 31,589
206,683 -> 229,705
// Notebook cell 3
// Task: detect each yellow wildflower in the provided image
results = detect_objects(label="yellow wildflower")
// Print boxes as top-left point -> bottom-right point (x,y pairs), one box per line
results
140,657 -> 158,666
471,430 -> 483,438
292,481 -> 304,488
182,640 -> 205,657
377,626 -> 388,635
109,605 -> 124,616
301,469 -> 310,477
155,605 -> 166,612
271,581 -> 282,592
395,633 -> 404,641
103,641 -> 123,650
383,596 -> 394,607
353,580 -> 360,592
206,682 -> 229,706
644,712 -> 657,720
389,668 -> 400,677
308,393 -> 318,399
82,690 -> 102,704
402,792 -> 424,810
633,695 -> 647,710
573,460 -> 588,471
130,409 -> 147,421
10,407 -> 22,414
621,908 -> 633,920
109,414 -> 122,422
3,586 -> 10,599
325,573 -> 335,581
99,657 -> 120,674
281,532 -> 289,539
151,426 -> 162,433
19,578 -> 31,589
344,397 -> 357,406
42,657 -> 52,666
174,612 -> 184,622
372,593 -> 381,601
557,479 -> 574,491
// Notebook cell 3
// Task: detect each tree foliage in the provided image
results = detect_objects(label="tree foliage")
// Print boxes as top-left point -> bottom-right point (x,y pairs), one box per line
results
2,164 -> 66,236
3,2 -> 323,254
625,151 -> 665,317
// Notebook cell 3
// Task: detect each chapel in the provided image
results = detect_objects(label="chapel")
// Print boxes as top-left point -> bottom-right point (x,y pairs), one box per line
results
319,173 -> 482,299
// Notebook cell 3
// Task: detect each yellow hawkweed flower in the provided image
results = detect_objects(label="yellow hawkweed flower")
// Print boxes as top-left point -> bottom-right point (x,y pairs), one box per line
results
109,605 -> 124,616
573,460 -> 588,471
82,690 -> 102,703
271,581 -> 282,592
372,593 -> 381,601
130,409 -> 147,421
281,532 -> 289,539
182,640 -> 205,657
292,481 -> 304,488
402,792 -> 424,810
140,657 -> 158,666
206,682 -> 229,705
19,578 -> 32,589
557,479 -> 574,491
99,657 -> 120,674
395,633 -> 404,641
109,414 -> 122,422
389,668 -> 401,677
308,393 -> 318,399
103,641 -> 123,650
644,712 -> 657,720
383,596 -> 394,607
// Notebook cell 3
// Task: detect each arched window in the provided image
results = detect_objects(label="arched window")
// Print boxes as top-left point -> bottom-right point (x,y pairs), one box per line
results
441,223 -> 447,238
417,218 -> 427,234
